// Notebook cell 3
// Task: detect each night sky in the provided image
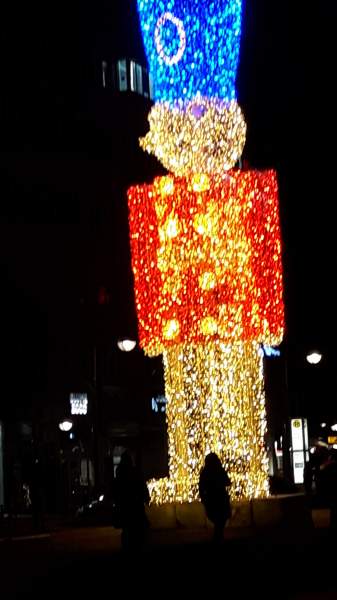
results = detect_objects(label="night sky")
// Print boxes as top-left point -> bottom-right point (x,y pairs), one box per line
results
0,1 -> 336,420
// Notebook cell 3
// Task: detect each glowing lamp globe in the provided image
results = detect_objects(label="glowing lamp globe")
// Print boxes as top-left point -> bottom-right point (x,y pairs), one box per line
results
59,420 -> 73,432
117,339 -> 137,352
306,351 -> 322,365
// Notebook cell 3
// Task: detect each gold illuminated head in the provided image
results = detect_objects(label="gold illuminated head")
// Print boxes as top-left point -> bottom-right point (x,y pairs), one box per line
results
140,97 -> 246,177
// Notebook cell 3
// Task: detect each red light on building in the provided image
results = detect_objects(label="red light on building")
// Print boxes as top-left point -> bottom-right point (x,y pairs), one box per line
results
97,286 -> 110,305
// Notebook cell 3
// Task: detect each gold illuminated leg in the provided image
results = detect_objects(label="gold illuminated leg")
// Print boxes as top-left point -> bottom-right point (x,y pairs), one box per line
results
148,341 -> 270,504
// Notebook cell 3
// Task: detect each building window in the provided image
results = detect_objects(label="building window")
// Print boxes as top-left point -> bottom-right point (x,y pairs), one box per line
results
102,61 -> 107,88
105,58 -> 152,98
130,60 -> 137,92
136,63 -> 143,95
149,74 -> 154,100
143,70 -> 149,97
118,59 -> 127,91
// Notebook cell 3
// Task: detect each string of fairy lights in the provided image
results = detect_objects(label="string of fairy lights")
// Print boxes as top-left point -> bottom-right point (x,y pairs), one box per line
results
147,342 -> 270,503
128,172 -> 283,357
136,1 -> 242,103
140,98 -> 247,176
127,0 -> 285,504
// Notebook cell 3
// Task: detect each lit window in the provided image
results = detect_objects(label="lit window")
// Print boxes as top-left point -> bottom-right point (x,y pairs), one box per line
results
102,61 -> 107,88
136,63 -> 143,95
130,60 -> 137,92
149,74 -> 154,100
143,69 -> 150,98
118,59 -> 127,91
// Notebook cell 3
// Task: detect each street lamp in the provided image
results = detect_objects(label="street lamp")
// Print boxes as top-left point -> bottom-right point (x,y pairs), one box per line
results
90,338 -> 137,490
59,419 -> 73,432
306,351 -> 322,365
283,346 -> 323,484
117,338 -> 137,352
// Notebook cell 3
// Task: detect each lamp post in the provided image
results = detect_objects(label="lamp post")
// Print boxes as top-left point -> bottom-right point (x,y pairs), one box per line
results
58,419 -> 74,514
287,349 -> 323,485
92,339 -> 137,493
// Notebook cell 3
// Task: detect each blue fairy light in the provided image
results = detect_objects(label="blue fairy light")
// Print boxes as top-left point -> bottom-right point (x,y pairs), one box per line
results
136,0 -> 243,103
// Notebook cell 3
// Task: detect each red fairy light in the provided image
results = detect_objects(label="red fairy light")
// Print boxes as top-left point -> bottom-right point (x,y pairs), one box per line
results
127,171 -> 284,356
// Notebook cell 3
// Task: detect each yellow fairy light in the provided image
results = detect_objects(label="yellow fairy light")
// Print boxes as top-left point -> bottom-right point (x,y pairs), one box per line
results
148,341 -> 270,504
193,202 -> 219,237
200,316 -> 218,335
140,97 -> 247,177
164,216 -> 180,238
191,173 -> 210,192
158,176 -> 175,196
199,271 -> 217,290
132,0 -> 283,509
127,171 -> 284,354
163,319 -> 180,340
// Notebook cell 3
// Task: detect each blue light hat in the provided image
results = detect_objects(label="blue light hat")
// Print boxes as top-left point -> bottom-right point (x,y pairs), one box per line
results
136,0 -> 243,103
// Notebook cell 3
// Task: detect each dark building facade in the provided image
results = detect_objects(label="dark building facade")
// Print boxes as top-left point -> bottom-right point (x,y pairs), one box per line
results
0,0 -> 168,512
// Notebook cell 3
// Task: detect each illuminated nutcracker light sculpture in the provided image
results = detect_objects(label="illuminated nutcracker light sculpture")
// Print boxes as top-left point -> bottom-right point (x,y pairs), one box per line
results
127,0 -> 284,503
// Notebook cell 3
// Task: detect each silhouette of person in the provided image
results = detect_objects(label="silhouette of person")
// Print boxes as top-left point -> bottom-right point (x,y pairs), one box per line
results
31,457 -> 46,531
114,451 -> 150,552
199,452 -> 231,544
318,450 -> 337,528
304,457 -> 314,496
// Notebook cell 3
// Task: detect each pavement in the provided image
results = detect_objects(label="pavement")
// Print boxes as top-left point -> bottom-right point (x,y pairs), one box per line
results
0,497 -> 331,541
1,511 -> 337,599
0,513 -> 71,541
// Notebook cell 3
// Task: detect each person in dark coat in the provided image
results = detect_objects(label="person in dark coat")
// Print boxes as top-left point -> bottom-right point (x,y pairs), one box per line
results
31,457 -> 46,531
114,451 -> 150,552
303,456 -> 314,496
199,452 -> 231,543
317,450 -> 337,528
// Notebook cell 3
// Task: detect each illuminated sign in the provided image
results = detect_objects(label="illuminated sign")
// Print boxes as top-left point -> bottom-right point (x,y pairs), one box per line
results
151,395 -> 167,413
290,418 -> 309,484
262,345 -> 281,357
70,393 -> 88,415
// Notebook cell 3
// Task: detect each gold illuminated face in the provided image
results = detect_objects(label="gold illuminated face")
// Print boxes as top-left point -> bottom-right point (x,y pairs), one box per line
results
140,97 -> 247,176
